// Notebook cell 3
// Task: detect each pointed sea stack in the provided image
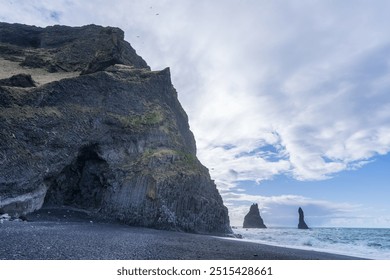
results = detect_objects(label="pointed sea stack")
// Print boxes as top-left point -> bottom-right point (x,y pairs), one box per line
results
243,203 -> 267,228
298,207 -> 309,229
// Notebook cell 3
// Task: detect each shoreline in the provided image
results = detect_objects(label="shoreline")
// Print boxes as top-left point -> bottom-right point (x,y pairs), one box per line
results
230,226 -> 390,260
216,235 -> 369,260
0,208 -> 365,260
0,227 -> 365,260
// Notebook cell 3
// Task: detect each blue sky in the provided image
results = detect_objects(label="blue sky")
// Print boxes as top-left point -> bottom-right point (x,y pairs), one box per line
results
1,0 -> 390,227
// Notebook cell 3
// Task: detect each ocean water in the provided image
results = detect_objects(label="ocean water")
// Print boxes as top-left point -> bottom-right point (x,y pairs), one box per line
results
232,227 -> 390,259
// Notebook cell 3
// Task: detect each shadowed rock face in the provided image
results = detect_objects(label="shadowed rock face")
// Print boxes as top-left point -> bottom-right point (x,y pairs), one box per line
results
0,74 -> 36,87
298,207 -> 309,229
0,22 -> 231,234
243,203 -> 267,228
0,22 -> 148,73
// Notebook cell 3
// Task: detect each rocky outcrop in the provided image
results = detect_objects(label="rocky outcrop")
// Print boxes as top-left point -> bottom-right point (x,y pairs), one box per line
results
0,73 -> 36,87
298,207 -> 309,229
0,22 -> 231,234
243,203 -> 266,228
0,22 -> 148,73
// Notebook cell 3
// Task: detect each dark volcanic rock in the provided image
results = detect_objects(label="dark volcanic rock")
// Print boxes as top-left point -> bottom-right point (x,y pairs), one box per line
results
243,203 -> 266,228
0,22 -> 231,234
0,22 -> 149,73
298,207 -> 309,229
0,73 -> 36,87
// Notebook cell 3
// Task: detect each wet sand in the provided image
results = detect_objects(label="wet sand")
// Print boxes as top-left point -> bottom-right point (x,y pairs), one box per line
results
0,208 -> 365,260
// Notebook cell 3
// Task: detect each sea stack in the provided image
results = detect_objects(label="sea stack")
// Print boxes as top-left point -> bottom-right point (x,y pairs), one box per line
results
298,207 -> 309,229
243,203 -> 267,228
0,22 -> 231,234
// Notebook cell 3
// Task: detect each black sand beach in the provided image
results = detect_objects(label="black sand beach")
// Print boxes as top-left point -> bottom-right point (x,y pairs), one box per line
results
0,208 -> 364,260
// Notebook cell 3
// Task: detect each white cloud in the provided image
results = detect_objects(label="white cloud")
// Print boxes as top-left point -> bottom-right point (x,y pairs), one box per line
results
177,1 -> 390,183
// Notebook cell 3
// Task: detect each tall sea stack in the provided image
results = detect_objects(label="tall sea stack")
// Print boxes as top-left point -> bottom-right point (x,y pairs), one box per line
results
0,22 -> 231,234
298,207 -> 309,229
243,203 -> 267,228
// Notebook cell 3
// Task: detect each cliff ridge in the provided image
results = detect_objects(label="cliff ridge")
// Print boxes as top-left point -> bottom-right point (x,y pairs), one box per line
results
0,22 -> 231,234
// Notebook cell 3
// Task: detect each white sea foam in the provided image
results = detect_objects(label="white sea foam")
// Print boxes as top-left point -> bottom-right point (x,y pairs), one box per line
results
231,227 -> 390,259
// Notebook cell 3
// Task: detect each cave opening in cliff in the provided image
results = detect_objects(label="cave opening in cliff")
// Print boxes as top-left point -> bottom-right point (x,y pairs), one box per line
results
43,144 -> 110,211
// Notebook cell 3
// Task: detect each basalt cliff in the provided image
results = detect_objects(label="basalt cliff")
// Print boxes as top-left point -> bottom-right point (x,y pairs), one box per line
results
0,22 -> 231,234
